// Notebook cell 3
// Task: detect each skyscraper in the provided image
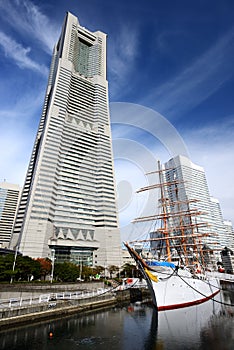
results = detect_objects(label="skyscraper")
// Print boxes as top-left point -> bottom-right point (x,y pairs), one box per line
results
10,12 -> 122,268
223,220 -> 234,251
210,197 -> 227,249
164,155 -> 222,259
0,182 -> 20,247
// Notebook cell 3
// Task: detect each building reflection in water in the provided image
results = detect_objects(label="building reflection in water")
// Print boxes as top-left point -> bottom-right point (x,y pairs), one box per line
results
0,292 -> 233,350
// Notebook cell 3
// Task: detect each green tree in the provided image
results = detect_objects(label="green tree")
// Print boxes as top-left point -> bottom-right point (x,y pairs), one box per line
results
0,254 -> 15,281
14,256 -> 41,281
108,265 -> 119,278
121,263 -> 138,278
0,254 -> 41,282
93,265 -> 105,278
93,265 -> 105,276
80,265 -> 93,280
54,262 -> 79,282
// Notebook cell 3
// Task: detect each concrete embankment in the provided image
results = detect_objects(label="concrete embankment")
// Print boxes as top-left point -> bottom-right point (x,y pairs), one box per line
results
0,281 -> 104,299
0,282 -> 113,329
0,294 -> 117,330
0,283 -> 150,330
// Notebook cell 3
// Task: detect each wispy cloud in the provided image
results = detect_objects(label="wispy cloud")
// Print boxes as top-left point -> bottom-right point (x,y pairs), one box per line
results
144,28 -> 234,117
0,0 -> 59,54
0,0 -> 55,183
0,127 -> 32,185
0,84 -> 46,185
0,31 -> 48,75
0,85 -> 45,122
112,111 -> 234,231
108,25 -> 139,97
188,116 -> 234,142
183,118 -> 234,223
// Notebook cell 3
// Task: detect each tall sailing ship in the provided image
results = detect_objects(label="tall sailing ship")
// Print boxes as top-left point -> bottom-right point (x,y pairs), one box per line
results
125,160 -> 220,311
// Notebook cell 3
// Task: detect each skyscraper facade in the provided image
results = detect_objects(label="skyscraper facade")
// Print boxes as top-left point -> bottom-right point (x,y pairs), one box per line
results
164,155 -> 222,260
0,182 -> 20,247
223,220 -> 234,251
210,197 -> 227,249
10,12 -> 122,268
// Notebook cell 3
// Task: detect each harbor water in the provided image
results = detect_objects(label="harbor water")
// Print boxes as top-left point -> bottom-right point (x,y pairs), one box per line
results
0,291 -> 233,350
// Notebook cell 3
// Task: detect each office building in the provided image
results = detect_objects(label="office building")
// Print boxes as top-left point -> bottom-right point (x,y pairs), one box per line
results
10,12 -> 122,268
210,197 -> 227,249
221,247 -> 234,273
163,155 -> 223,262
0,182 -> 20,247
223,220 -> 234,251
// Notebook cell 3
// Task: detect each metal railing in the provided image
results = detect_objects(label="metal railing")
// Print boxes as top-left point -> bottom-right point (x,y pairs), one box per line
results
0,287 -> 111,310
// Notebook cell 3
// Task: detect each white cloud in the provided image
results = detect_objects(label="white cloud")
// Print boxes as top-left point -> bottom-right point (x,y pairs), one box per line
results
108,25 -> 139,97
183,119 -> 234,224
0,31 -> 48,75
112,107 -> 234,234
0,85 -> 45,121
0,0 -> 59,54
0,128 -> 32,185
0,87 -> 45,185
144,28 -> 234,117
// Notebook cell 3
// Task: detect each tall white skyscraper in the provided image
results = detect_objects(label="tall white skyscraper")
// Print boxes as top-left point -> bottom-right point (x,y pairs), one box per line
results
223,220 -> 234,251
0,182 -> 20,247
164,155 -> 222,256
10,12 -> 122,268
210,197 -> 227,249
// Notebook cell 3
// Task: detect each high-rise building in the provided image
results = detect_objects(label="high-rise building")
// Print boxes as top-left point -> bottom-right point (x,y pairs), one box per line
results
221,247 -> 234,273
223,220 -> 234,251
0,182 -> 20,247
164,155 -> 223,260
210,197 -> 227,249
10,12 -> 122,268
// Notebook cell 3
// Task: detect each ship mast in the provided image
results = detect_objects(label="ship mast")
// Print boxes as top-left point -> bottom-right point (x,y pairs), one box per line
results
133,160 -> 215,268
157,160 -> 172,262
173,178 -> 189,265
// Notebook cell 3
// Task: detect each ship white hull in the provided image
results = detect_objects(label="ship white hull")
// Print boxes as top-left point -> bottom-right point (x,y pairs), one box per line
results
150,269 -> 220,311
124,243 -> 221,311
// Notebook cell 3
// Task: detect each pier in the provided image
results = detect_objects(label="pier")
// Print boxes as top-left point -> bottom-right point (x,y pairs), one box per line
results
0,282 -> 150,330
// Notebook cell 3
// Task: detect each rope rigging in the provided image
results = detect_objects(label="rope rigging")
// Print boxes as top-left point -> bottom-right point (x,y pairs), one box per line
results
173,268 -> 234,307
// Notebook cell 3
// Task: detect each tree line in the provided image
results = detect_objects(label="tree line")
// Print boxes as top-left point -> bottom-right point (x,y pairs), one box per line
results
0,254 -> 139,282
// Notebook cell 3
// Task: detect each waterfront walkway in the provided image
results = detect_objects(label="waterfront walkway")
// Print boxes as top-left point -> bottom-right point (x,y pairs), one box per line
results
0,282 -> 118,329
0,282 -> 147,330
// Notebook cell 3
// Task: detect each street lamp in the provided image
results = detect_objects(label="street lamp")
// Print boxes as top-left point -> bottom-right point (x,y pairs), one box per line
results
10,246 -> 19,284
79,256 -> 82,281
50,249 -> 55,283
104,262 -> 107,279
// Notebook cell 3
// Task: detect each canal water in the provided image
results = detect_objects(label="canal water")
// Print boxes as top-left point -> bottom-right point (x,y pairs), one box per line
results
0,291 -> 233,350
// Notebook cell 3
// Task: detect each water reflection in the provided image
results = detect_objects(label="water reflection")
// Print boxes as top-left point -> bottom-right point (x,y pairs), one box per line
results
199,292 -> 234,350
154,292 -> 234,350
156,296 -> 220,349
0,292 -> 233,350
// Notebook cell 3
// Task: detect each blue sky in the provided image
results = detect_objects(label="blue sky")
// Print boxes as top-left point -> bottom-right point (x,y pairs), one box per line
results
0,0 -> 233,229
